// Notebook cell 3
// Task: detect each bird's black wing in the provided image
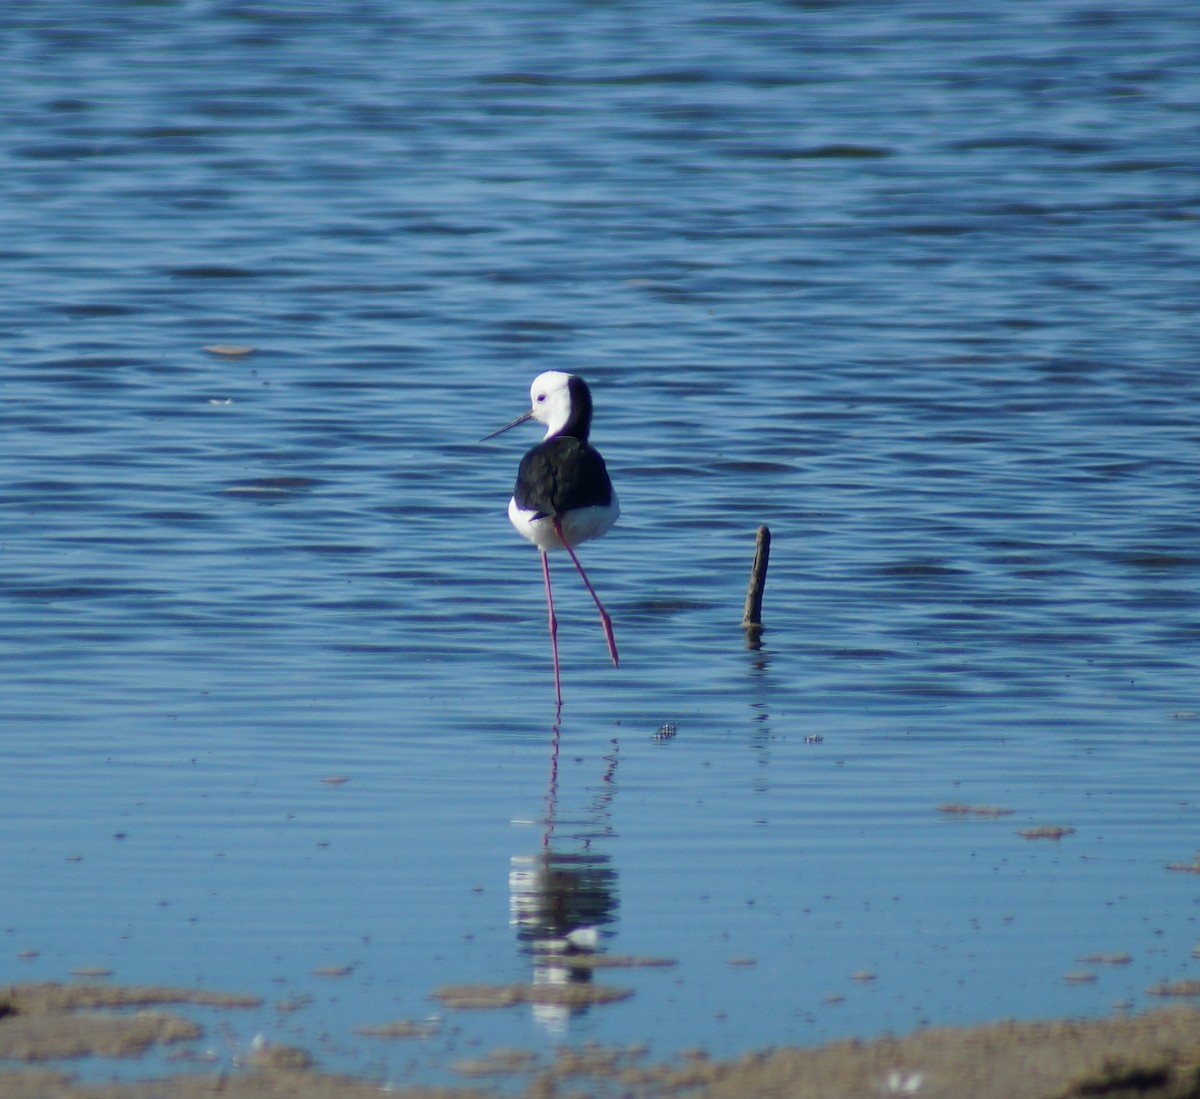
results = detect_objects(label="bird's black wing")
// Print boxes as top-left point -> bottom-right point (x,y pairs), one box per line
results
513,437 -> 612,518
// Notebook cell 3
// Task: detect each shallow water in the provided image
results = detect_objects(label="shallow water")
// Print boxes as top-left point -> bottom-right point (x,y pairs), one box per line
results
2,0 -> 1200,1085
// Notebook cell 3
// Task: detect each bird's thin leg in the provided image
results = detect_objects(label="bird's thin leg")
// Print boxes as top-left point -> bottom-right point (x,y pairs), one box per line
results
541,550 -> 563,707
553,517 -> 619,668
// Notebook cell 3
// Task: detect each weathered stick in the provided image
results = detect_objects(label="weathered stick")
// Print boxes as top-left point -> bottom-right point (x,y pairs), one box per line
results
741,525 -> 771,647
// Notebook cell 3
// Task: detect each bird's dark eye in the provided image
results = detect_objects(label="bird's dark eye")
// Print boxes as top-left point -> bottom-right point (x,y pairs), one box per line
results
536,393 -> 546,402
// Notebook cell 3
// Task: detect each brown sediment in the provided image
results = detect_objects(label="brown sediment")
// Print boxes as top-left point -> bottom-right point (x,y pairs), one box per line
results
0,988 -> 256,1065
5,981 -> 1200,1098
0,1009 -> 200,1062
0,983 -> 261,1062
1,983 -> 262,1013
1147,980 -> 1200,999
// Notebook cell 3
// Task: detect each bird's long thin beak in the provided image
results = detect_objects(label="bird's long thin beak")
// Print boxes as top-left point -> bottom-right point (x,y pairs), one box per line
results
480,410 -> 534,442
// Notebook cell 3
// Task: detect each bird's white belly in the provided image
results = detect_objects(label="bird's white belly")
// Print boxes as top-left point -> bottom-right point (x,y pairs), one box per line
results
508,493 -> 619,551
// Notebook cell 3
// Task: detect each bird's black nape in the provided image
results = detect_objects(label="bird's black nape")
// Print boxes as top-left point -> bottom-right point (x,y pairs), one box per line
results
561,374 -> 593,442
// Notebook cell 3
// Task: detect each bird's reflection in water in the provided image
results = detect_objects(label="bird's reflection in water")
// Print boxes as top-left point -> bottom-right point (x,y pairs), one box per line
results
509,724 -> 619,1034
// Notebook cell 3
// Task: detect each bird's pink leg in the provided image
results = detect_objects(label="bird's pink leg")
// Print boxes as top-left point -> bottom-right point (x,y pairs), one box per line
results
553,517 -> 619,668
541,550 -> 563,707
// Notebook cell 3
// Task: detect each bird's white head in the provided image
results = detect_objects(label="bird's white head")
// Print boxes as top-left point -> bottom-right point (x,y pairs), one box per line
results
481,370 -> 595,445
528,371 -> 578,439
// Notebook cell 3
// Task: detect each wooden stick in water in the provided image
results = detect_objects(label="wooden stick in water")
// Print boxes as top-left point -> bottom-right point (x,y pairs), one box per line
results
742,525 -> 771,648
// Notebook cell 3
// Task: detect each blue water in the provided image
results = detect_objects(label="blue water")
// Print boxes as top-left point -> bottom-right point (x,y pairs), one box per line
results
3,0 -> 1200,1086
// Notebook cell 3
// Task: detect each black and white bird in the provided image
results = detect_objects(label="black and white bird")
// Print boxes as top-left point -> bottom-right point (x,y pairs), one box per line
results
482,371 -> 619,706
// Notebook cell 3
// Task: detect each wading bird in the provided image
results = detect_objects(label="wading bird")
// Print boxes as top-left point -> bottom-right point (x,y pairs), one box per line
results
482,371 -> 619,706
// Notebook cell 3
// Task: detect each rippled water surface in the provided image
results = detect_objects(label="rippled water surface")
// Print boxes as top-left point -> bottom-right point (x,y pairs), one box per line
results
3,0 -> 1199,1085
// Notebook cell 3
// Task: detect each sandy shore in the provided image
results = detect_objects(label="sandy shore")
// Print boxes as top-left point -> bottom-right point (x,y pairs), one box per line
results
3,980 -> 1200,1099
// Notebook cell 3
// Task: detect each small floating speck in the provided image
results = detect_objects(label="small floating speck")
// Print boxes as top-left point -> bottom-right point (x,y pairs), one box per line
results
312,964 -> 355,979
321,775 -> 349,786
938,802 -> 1014,817
203,344 -> 256,357
354,1018 -> 441,1039
1017,825 -> 1075,840
1078,952 -> 1132,965
17,948 -> 39,960
654,722 -> 677,740
726,955 -> 756,967
851,970 -> 877,982
207,398 -> 233,406
452,1048 -> 539,1076
1063,971 -> 1098,984
804,734 -> 824,744
71,965 -> 112,978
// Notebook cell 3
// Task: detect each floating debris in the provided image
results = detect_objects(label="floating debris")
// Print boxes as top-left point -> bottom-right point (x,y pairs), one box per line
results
69,967 -> 112,979
353,1018 -> 440,1039
533,952 -> 676,970
1078,953 -> 1133,966
452,1047 -> 539,1076
654,723 -> 677,740
202,344 -> 256,357
726,956 -> 757,968
938,802 -> 1015,817
311,964 -> 355,979
431,982 -> 632,1010
1165,853 -> 1200,873
321,775 -> 350,786
1063,971 -> 1098,984
1017,825 -> 1075,840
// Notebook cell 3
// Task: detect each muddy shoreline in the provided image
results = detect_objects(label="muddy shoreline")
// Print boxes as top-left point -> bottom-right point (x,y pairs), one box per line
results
4,980 -> 1200,1098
